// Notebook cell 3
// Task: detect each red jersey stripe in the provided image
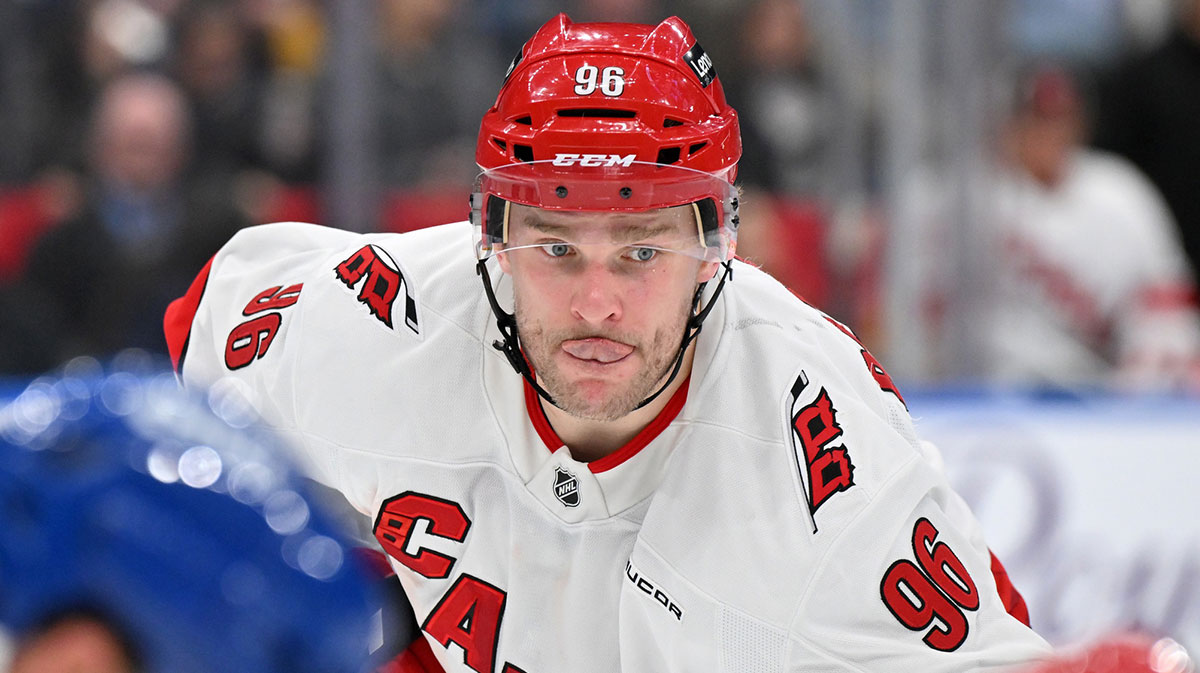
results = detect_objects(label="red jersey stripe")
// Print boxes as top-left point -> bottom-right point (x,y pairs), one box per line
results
164,256 -> 214,374
990,550 -> 1031,627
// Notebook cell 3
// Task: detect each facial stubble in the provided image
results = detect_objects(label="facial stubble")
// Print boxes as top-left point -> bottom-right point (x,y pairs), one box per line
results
515,288 -> 696,421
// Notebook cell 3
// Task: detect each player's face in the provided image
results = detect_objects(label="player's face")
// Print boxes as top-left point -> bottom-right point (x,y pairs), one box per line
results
9,616 -> 136,673
497,204 -> 719,420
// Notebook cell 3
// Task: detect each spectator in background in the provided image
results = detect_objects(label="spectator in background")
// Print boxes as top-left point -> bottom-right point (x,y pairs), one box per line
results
252,0 -> 326,183
921,65 -> 1200,389
373,0 -> 502,191
718,0 -> 837,314
171,0 -> 313,226
36,0 -> 177,175
5,73 -> 248,374
1093,0 -> 1200,283
172,0 -> 270,179
724,0 -> 831,198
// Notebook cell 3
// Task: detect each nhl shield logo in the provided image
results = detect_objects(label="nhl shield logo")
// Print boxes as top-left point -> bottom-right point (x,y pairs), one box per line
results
553,466 -> 580,507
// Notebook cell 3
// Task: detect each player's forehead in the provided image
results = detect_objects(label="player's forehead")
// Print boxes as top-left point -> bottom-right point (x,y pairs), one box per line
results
508,202 -> 696,241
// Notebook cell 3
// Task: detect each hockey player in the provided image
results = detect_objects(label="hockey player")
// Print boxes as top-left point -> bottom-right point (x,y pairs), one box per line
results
0,368 -> 382,673
165,14 -> 1053,673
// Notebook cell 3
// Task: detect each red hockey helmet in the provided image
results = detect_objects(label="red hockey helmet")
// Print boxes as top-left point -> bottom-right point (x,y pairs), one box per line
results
471,13 -> 741,262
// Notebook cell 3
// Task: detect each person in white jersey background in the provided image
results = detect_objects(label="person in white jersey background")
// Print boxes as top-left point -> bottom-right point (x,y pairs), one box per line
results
165,13 -> 1054,673
989,64 -> 1200,389
911,64 -> 1200,390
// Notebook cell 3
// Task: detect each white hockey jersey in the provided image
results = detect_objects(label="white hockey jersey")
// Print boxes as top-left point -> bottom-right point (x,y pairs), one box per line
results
168,220 -> 1052,673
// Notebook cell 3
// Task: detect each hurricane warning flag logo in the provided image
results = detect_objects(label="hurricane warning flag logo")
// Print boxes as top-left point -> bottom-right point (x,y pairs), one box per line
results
553,466 -> 580,508
334,244 -> 420,336
788,370 -> 855,532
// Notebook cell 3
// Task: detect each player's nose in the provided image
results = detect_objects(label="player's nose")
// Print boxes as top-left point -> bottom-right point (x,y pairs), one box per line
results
570,261 -> 622,325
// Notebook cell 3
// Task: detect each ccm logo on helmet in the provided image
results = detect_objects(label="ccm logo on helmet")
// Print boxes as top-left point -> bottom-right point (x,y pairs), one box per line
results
552,153 -> 636,167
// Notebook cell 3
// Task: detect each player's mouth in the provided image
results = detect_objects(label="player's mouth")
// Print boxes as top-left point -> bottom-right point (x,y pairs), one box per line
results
560,337 -> 635,365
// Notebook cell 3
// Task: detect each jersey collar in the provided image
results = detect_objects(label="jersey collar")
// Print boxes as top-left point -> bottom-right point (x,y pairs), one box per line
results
523,374 -> 691,474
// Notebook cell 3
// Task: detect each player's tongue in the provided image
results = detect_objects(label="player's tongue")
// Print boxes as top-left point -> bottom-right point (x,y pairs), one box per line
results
561,338 -> 634,363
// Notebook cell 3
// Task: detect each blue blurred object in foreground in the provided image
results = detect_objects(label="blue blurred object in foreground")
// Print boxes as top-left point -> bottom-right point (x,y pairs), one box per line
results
0,361 -> 379,673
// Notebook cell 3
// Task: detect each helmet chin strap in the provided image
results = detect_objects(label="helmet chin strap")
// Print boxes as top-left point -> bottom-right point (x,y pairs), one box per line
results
477,258 -> 557,404
476,258 -> 733,414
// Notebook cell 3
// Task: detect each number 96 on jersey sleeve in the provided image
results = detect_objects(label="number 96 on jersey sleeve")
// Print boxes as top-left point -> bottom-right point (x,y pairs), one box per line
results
879,516 -> 981,652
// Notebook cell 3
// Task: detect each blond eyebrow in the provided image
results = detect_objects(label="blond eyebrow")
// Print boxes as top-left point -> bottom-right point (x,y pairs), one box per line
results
517,217 -> 573,237
612,222 -> 681,243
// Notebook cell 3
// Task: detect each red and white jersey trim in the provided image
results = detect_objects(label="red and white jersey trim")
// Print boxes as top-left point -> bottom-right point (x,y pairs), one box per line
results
523,375 -> 690,474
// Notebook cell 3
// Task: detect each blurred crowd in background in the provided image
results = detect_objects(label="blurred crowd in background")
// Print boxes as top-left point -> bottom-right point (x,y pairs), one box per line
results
2,0 -> 1200,390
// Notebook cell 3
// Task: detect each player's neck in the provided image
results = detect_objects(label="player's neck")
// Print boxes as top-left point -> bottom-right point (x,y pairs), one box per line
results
542,341 -> 696,464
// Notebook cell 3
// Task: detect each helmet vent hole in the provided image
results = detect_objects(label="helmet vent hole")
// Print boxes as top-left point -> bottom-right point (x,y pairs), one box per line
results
512,115 -> 533,126
558,108 -> 637,119
655,147 -> 681,165
688,141 -> 708,155
663,118 -> 685,128
492,138 -> 507,151
513,144 -> 534,162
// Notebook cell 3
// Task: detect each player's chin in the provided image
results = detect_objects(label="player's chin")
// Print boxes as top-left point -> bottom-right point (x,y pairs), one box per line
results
556,361 -> 640,403
555,381 -> 641,421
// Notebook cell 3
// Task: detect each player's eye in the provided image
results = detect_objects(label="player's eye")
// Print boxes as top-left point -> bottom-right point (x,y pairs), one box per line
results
628,247 -> 657,262
544,242 -> 572,258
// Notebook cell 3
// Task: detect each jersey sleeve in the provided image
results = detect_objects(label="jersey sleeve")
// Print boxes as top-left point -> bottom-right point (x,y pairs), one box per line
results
165,221 -> 364,486
782,316 -> 1051,671
785,399 -> 1052,671
792,493 -> 1051,671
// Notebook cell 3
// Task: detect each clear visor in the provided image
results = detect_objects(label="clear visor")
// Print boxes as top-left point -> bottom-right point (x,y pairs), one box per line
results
471,160 -> 738,262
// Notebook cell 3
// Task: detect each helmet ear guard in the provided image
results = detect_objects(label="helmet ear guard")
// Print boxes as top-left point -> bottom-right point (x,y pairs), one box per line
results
486,194 -> 509,246
693,196 -> 731,250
